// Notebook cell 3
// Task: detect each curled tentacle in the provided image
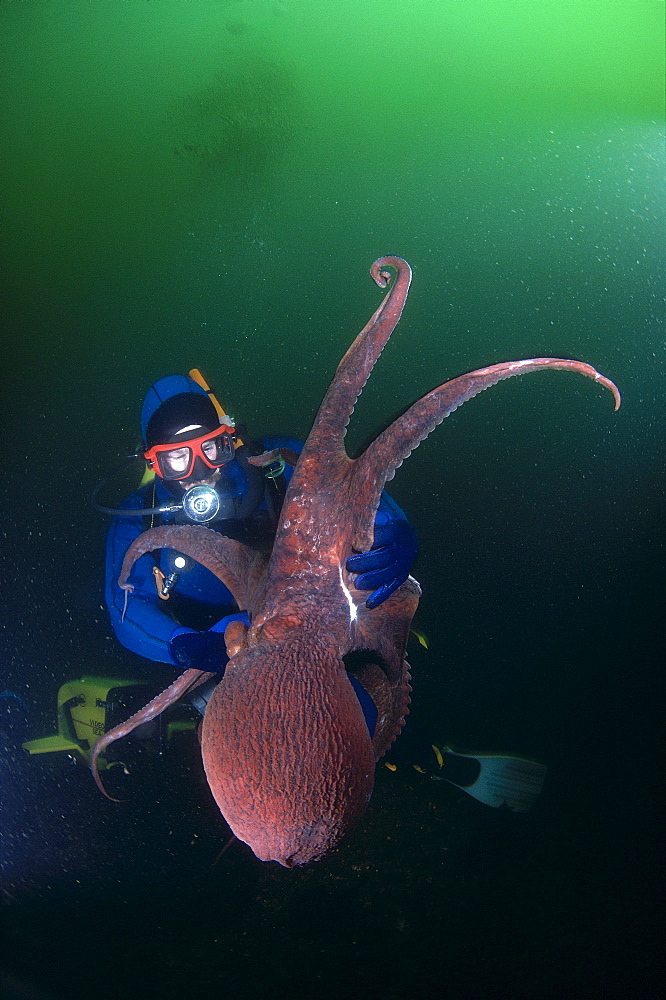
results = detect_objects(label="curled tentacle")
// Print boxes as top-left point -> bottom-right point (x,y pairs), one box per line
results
371,256 -> 406,289
299,257 -> 412,466
247,448 -> 300,469
118,524 -> 268,612
90,668 -> 215,801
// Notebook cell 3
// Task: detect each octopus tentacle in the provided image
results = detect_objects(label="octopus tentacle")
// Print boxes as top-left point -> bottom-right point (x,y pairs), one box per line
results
119,525 -> 268,612
90,668 -> 214,800
350,357 -> 621,553
297,256 -> 412,467
247,447 -> 300,469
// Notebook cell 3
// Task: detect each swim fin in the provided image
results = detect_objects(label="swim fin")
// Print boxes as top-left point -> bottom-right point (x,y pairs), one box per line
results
431,745 -> 547,812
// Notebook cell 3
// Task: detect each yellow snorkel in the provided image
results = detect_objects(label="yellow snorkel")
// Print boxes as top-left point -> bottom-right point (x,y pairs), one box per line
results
189,367 -> 244,448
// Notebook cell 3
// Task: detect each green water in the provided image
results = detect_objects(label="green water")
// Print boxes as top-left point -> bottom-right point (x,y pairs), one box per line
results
2,3 -> 663,999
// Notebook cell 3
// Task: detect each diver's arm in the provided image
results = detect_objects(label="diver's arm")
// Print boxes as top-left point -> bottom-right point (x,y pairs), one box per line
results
105,506 -> 183,666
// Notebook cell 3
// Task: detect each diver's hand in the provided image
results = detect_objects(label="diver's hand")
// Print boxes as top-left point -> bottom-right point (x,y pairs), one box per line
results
346,513 -> 419,610
168,612 -> 250,673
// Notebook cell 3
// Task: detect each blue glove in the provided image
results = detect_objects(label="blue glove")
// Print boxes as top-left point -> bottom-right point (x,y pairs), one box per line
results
168,612 -> 250,673
346,513 -> 419,610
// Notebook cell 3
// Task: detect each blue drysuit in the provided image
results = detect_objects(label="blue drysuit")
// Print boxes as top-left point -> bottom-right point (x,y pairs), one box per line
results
105,435 -> 413,676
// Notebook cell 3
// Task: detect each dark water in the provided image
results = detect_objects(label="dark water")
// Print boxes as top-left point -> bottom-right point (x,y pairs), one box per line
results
1,3 -> 663,998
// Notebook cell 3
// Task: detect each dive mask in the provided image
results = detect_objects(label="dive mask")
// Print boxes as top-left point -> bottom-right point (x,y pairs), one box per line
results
143,421 -> 235,481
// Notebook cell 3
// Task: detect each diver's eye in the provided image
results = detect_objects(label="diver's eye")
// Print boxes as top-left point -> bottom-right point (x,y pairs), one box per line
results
163,447 -> 190,473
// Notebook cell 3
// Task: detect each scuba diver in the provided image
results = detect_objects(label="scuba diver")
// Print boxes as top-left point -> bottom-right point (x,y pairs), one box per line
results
93,370 -> 546,813
102,371 -> 418,684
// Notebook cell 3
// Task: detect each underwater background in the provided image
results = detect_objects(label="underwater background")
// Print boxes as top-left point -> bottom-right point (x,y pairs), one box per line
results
1,2 -> 663,998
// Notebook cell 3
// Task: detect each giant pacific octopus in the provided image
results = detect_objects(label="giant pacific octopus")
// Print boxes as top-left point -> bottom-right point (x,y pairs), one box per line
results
90,256 -> 620,867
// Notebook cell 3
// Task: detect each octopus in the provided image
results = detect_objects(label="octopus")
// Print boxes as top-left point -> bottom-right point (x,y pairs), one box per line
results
90,257 -> 620,867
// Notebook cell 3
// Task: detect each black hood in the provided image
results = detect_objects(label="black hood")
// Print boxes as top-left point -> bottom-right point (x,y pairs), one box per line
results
145,392 -> 219,448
